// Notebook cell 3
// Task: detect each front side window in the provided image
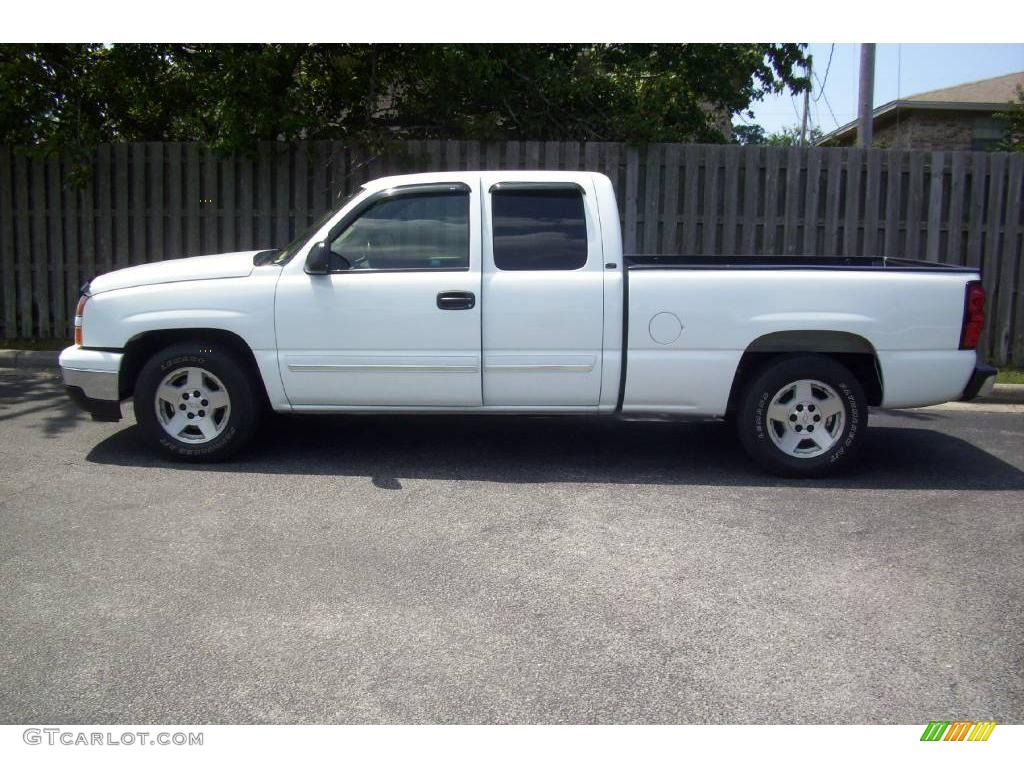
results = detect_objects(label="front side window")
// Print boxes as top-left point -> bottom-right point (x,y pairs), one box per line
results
329,190 -> 469,271
492,188 -> 587,271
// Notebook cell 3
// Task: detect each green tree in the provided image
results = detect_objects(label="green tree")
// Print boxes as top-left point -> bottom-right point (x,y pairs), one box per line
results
0,43 -> 811,156
764,124 -> 824,147
995,85 -> 1024,152
731,124 -> 767,145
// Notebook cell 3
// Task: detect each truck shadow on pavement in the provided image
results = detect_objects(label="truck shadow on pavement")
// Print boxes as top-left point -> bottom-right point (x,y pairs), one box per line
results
85,410 -> 1024,492
0,371 -> 86,437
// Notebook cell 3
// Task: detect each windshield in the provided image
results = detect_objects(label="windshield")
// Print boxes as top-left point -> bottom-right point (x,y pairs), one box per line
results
272,187 -> 364,265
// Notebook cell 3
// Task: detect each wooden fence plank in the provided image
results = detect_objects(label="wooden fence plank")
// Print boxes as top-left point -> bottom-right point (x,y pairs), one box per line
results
60,156 -> 79,330
524,141 -> 540,170
721,145 -> 740,256
257,143 -> 273,249
802,148 -> 823,255
221,152 -> 236,252
683,144 -> 702,254
0,148 -> 16,338
31,160 -> 49,336
184,143 -> 201,257
883,150 -> 903,258
660,144 -> 680,254
642,145 -> 661,253
905,152 -> 924,260
202,147 -> 219,254
862,150 -> 881,257
965,152 -> 987,269
485,141 -> 501,170
763,147 -> 780,254
166,143 -> 182,259
13,155 -> 31,337
80,156 -> 96,283
465,141 -> 481,171
294,141 -> 309,230
740,146 -> 760,255
842,148 -> 863,256
505,140 -> 521,169
982,153 -> 1007,359
148,143 -> 164,262
311,140 -> 330,216
113,144 -> 129,269
701,145 -> 720,256
925,151 -> 945,263
946,152 -> 966,264
96,145 -> 113,274
30,158 -> 49,336
602,143 -> 621,221
1011,156 -> 1024,365
824,149 -> 843,255
237,152 -> 253,250
47,158 -> 65,336
623,146 -> 639,253
783,146 -> 802,254
131,144 -> 146,264
995,154 -> 1022,365
275,146 -> 291,245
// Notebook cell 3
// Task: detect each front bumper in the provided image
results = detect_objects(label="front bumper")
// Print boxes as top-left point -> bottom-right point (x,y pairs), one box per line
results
58,345 -> 124,421
960,362 -> 998,401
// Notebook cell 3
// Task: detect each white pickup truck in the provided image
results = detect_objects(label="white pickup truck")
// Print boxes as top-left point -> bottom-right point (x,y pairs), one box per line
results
59,171 -> 996,476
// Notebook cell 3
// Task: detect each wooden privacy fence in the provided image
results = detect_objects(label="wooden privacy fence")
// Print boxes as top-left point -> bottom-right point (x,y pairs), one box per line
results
1,140 -> 1023,364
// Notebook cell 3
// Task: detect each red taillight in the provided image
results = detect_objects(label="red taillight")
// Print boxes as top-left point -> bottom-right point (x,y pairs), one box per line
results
959,281 -> 985,350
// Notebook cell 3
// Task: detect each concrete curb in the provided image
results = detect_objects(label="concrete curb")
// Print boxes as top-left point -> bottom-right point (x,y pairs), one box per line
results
977,383 -> 1024,404
0,350 -> 61,369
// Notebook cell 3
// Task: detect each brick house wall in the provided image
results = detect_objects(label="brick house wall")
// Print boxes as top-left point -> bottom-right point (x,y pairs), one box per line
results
869,111 -> 1005,151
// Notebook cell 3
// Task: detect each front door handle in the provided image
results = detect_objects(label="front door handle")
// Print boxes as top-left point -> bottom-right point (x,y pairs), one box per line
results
437,291 -> 476,310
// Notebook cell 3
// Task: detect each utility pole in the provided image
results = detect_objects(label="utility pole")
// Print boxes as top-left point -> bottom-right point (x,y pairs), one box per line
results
857,43 -> 876,148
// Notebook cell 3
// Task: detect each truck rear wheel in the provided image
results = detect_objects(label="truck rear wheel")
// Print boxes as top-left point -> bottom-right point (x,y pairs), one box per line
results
736,355 -> 867,477
133,342 -> 260,462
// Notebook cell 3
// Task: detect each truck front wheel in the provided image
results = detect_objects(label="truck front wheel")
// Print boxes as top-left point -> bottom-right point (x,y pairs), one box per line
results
133,342 -> 261,462
736,355 -> 868,477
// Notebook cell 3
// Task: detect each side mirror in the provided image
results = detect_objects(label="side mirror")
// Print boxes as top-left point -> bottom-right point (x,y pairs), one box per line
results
305,242 -> 331,275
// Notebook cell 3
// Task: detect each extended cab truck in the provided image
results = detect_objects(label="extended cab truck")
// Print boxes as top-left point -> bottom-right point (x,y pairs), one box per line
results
59,171 -> 997,476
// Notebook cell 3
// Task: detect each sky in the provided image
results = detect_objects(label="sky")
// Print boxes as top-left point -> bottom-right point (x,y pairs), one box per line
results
743,43 -> 1024,137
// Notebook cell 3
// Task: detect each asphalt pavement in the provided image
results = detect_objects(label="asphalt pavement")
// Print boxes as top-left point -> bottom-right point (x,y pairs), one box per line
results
0,368 -> 1022,724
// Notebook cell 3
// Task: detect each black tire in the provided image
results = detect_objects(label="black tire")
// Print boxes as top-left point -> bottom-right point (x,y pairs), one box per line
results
736,354 -> 868,478
133,341 -> 261,462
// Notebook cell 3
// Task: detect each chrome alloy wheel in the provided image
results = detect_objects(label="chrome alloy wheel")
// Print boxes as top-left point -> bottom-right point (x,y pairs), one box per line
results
154,366 -> 231,444
765,378 -> 846,458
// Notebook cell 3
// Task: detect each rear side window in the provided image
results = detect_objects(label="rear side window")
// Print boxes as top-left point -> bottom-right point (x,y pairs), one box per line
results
492,189 -> 587,271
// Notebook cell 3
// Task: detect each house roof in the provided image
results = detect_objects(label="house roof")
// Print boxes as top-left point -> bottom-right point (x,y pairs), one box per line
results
903,71 -> 1024,104
818,70 -> 1024,145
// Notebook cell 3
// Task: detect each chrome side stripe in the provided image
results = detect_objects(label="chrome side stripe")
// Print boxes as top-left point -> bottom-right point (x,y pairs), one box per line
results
288,363 -> 480,373
484,363 -> 595,373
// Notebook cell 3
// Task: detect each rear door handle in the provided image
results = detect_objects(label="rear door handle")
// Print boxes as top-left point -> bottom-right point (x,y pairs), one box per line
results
436,291 -> 476,310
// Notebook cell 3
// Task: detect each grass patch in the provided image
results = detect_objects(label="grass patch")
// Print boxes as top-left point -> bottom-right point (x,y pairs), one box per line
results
997,368 -> 1024,385
0,338 -> 70,351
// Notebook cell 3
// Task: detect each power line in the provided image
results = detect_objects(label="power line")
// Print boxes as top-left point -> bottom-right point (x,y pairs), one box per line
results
814,69 -> 840,129
813,44 -> 835,103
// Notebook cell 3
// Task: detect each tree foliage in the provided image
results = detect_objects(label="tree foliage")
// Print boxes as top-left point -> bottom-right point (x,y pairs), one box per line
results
0,43 -> 810,156
730,122 -> 824,146
995,85 -> 1024,152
